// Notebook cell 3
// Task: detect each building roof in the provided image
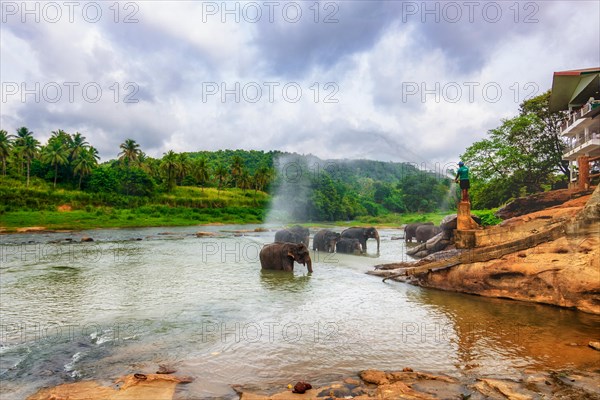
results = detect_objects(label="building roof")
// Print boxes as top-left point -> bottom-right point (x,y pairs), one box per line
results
549,68 -> 600,112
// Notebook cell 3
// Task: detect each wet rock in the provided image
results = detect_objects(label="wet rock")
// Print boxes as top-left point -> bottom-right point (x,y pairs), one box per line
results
391,236 -> 402,240
360,369 -> 389,385
254,227 -> 269,232
292,381 -> 312,394
156,364 -> 177,374
474,378 -> 535,400
195,231 -> 216,237
81,237 -> 94,242
588,341 -> 600,351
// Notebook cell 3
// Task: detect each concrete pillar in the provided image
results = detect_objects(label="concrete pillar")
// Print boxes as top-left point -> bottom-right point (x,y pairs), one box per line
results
578,155 -> 590,191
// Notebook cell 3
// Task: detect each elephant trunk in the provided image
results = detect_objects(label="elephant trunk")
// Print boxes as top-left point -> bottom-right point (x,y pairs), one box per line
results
375,231 -> 380,252
306,259 -> 313,273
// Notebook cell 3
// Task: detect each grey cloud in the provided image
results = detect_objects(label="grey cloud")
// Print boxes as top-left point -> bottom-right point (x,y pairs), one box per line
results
252,1 -> 402,78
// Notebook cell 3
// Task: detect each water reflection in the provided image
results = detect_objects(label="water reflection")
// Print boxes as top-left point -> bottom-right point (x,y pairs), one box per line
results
259,270 -> 312,292
413,289 -> 600,371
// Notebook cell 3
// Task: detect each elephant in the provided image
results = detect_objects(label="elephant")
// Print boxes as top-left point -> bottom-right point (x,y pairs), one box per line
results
259,242 -> 313,273
415,225 -> 442,243
404,222 -> 434,243
275,225 -> 310,246
288,225 -> 310,247
312,229 -> 340,252
335,238 -> 362,254
340,227 -> 380,253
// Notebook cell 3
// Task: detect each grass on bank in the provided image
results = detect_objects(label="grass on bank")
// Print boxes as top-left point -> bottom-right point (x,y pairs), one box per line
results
0,178 -> 501,231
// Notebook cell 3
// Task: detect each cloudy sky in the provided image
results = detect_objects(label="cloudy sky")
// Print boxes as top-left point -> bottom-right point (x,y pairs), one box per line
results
1,1 -> 599,166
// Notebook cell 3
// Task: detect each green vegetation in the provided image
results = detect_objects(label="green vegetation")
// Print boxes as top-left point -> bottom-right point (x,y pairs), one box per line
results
462,91 -> 569,209
0,128 -> 460,230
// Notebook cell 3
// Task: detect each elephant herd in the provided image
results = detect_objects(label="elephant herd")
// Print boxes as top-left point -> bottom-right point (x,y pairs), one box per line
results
259,226 -> 380,272
259,223 -> 440,273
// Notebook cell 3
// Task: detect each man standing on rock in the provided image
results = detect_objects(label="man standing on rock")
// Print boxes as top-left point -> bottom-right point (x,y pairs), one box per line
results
455,161 -> 470,202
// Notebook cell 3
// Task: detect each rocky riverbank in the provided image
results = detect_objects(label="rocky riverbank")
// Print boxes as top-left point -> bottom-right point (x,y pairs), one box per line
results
371,186 -> 600,314
26,366 -> 600,399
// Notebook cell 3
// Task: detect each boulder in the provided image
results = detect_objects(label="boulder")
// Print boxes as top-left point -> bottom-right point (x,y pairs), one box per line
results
81,237 -> 94,242
440,214 -> 482,231
496,189 -> 592,220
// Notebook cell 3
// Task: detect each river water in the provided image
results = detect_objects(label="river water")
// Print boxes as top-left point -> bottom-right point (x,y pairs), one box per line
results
1,225 -> 599,399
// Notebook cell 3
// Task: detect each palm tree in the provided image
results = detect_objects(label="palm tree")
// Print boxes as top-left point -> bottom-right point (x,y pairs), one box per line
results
160,150 -> 178,192
14,126 -> 33,175
214,163 -> 229,192
238,168 -> 251,191
253,166 -> 273,193
20,133 -> 40,187
42,139 -> 69,188
192,157 -> 210,191
0,130 -> 11,176
230,155 -> 244,188
73,147 -> 99,189
176,153 -> 191,184
70,132 -> 89,165
118,139 -> 142,166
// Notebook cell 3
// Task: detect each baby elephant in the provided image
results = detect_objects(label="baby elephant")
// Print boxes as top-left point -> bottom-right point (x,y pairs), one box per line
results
260,242 -> 313,273
336,238 -> 363,254
312,229 -> 340,253
415,225 -> 442,243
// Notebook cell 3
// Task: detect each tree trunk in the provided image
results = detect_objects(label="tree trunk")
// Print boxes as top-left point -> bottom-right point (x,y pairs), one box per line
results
26,162 -> 30,187
54,164 -> 58,188
79,174 -> 83,190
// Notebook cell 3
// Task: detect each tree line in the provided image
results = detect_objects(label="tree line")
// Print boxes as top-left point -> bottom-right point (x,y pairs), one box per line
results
0,128 -> 453,220
461,91 -> 571,209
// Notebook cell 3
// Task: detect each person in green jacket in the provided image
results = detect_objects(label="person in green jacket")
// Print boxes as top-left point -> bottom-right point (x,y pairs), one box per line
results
455,161 -> 470,202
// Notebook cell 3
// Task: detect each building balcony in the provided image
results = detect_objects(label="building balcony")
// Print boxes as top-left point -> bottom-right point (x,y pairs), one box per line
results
563,135 -> 600,161
560,100 -> 600,135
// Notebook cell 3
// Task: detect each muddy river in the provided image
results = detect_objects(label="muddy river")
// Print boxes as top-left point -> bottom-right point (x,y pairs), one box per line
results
1,225 -> 599,398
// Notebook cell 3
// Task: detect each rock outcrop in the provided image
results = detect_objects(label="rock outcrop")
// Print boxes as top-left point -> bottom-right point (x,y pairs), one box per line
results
377,187 -> 600,314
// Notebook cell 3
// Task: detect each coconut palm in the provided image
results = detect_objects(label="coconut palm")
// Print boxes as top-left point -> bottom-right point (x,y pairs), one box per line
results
0,130 -> 11,176
238,168 -> 251,191
214,163 -> 229,192
14,126 -> 33,175
70,132 -> 89,164
73,147 -> 99,189
161,150 -> 178,191
253,166 -> 273,193
230,155 -> 244,188
20,132 -> 40,187
42,138 -> 70,188
118,139 -> 142,166
176,153 -> 191,184
192,157 -> 210,191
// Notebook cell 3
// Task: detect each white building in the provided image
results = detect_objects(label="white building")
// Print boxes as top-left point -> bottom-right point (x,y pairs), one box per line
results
550,68 -> 600,189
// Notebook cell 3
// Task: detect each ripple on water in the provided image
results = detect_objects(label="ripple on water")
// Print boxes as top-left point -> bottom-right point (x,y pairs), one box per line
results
1,227 -> 599,398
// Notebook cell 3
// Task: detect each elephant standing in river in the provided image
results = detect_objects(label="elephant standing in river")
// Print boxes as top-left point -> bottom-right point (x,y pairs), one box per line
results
275,225 -> 309,246
404,222 -> 433,243
336,238 -> 362,254
415,225 -> 442,243
259,242 -> 313,273
340,227 -> 380,253
312,229 -> 340,252
288,225 -> 310,247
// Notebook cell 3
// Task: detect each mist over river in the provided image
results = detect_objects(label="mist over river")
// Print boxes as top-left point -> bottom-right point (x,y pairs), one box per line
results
1,225 -> 599,399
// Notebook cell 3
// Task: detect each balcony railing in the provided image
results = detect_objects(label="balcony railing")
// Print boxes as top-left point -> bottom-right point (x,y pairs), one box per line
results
565,130 -> 600,151
560,100 -> 600,133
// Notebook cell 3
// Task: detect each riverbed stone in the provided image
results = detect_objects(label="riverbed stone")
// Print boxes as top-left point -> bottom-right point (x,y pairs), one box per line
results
360,369 -> 389,385
588,341 -> 600,351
